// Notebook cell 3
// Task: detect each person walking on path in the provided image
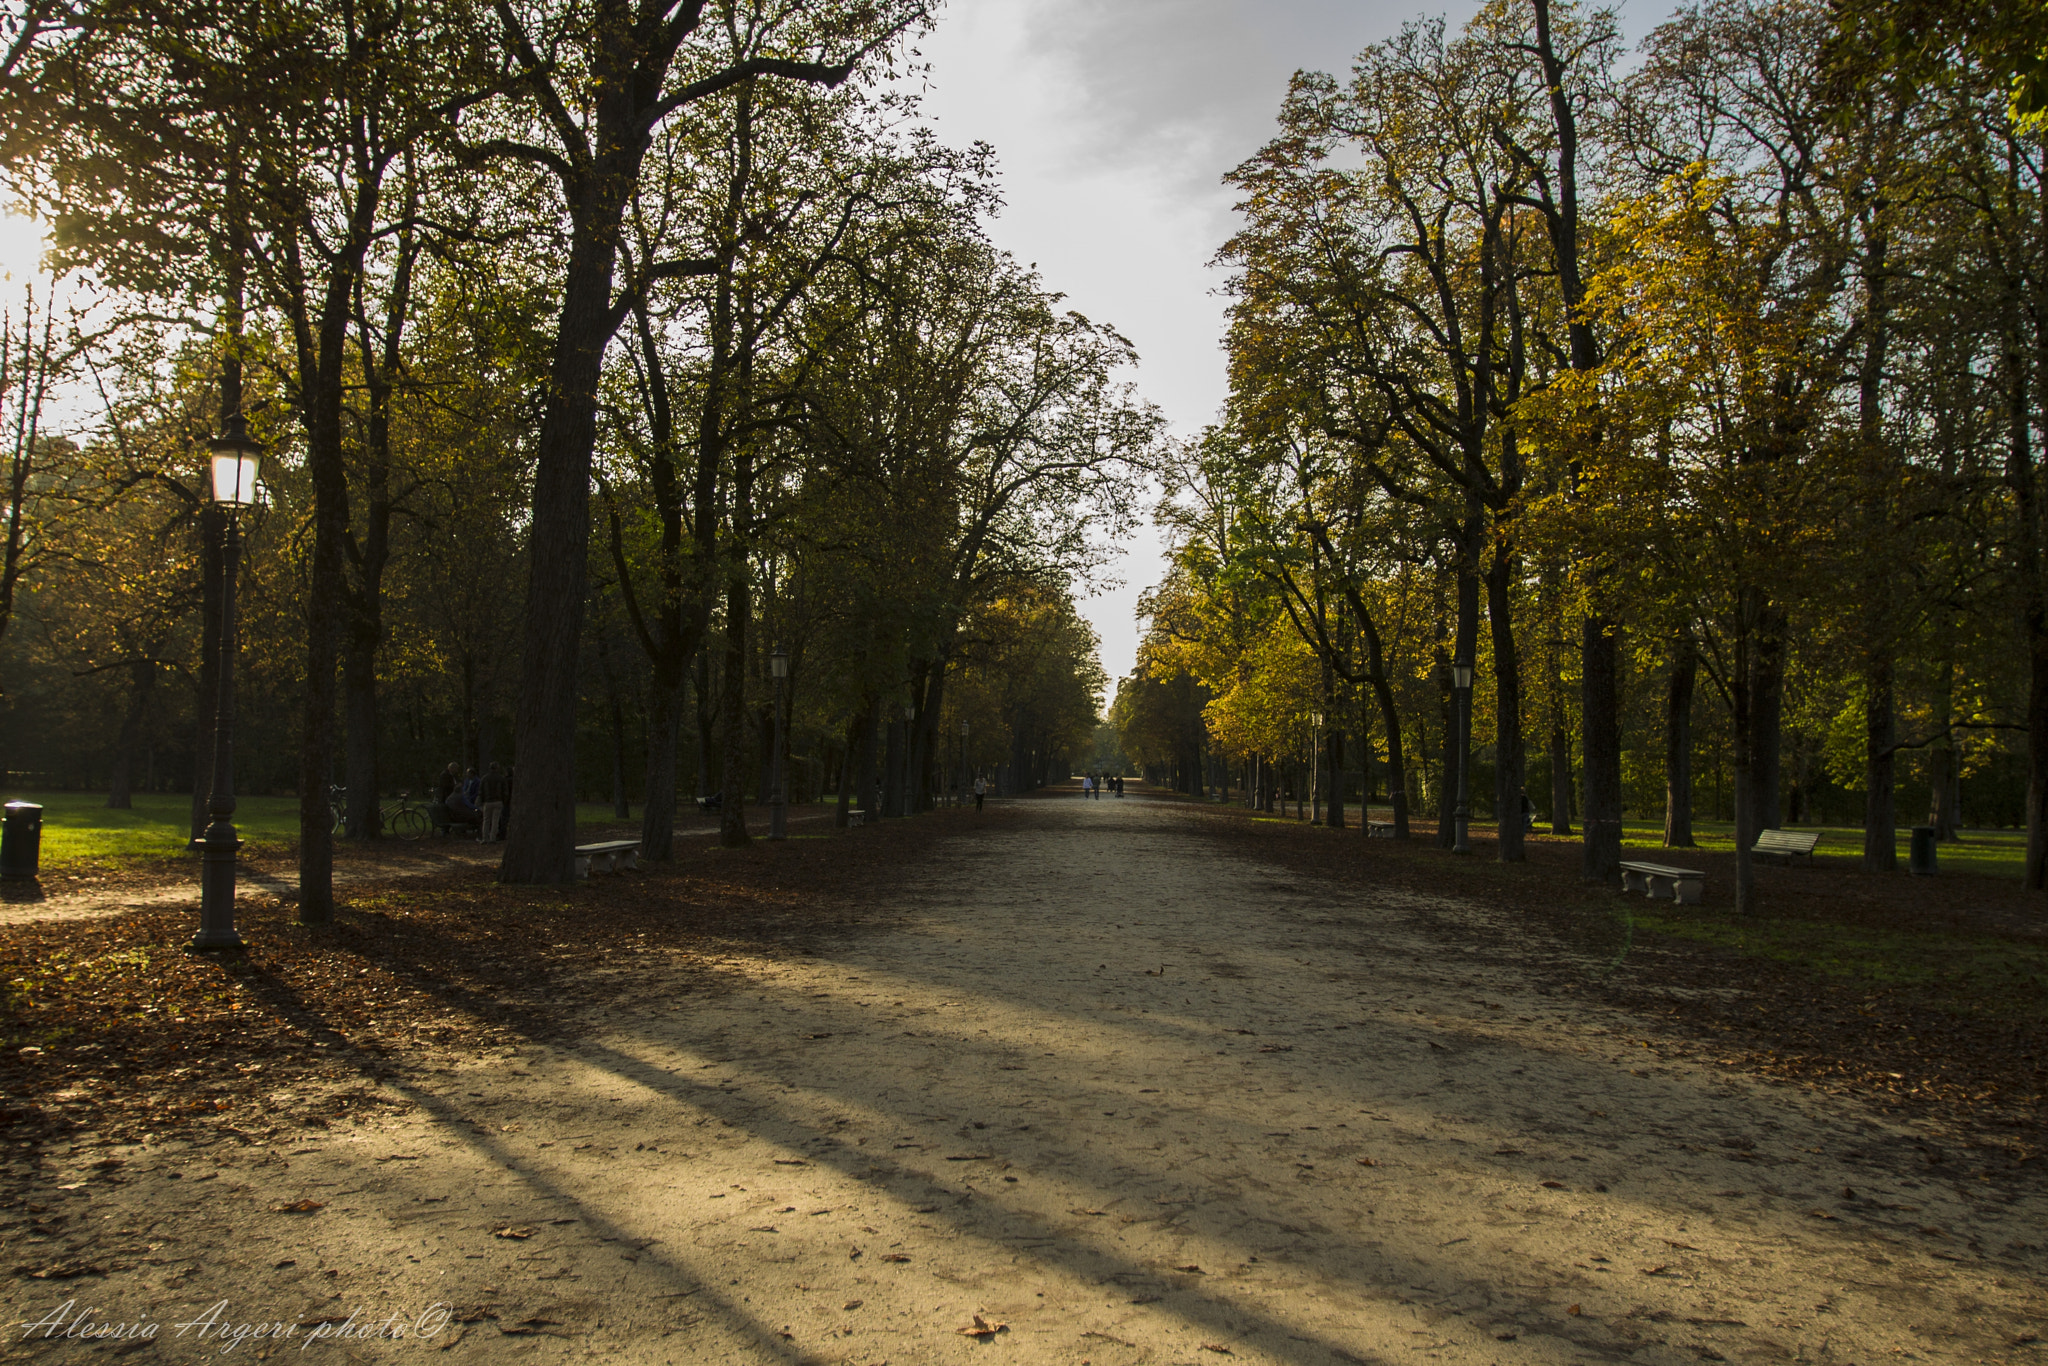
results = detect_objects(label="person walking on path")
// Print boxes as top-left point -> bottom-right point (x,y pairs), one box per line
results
1082,775 -> 1094,799
973,776 -> 987,812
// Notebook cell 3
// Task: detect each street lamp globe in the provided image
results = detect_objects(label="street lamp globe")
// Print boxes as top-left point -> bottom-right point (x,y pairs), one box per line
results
208,435 -> 262,508
1451,660 -> 1473,690
770,645 -> 788,679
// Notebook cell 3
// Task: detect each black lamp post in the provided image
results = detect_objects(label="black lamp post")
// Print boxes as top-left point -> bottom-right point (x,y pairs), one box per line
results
1451,657 -> 1473,856
191,421 -> 262,951
769,646 -> 788,841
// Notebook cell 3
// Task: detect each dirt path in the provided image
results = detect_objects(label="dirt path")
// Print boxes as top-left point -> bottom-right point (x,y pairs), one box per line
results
10,796 -> 2040,1363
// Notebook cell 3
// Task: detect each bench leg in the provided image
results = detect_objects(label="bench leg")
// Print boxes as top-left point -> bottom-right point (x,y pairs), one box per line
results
1643,874 -> 1673,900
620,851 -> 637,872
1673,877 -> 1703,905
1622,868 -> 1648,894
575,855 -> 591,881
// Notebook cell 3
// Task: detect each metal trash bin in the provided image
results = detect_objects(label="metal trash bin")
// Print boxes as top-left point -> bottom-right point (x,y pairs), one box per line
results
1,802 -> 42,880
1908,824 -> 1938,877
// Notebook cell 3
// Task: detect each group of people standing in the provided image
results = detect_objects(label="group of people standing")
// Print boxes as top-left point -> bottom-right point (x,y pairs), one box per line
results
437,761 -> 513,841
1080,773 -> 1125,799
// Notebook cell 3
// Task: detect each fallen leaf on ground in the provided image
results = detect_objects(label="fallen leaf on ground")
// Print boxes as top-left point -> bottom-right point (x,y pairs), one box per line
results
957,1315 -> 1007,1338
1200,1345 -> 1233,1354
1567,1304 -> 1582,1316
1540,1181 -> 1565,1189
1356,1158 -> 1377,1166
1174,1264 -> 1204,1274
15,1262 -> 103,1279
272,1199 -> 323,1214
499,1318 -> 560,1336
492,1226 -> 534,1239
1640,1264 -> 1670,1275
881,1253 -> 911,1263
1070,1207 -> 1107,1216
842,1300 -> 863,1311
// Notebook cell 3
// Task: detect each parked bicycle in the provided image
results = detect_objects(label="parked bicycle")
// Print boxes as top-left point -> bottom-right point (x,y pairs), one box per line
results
329,785 -> 430,840
380,792 -> 430,841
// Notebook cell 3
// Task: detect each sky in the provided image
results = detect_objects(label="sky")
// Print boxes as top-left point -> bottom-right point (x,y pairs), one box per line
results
911,0 -> 1487,710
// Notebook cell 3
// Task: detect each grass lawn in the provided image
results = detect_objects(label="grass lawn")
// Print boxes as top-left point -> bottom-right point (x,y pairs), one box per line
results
1344,804 -> 2028,879
0,791 -> 305,866
1614,817 -> 2026,878
0,792 -> 828,867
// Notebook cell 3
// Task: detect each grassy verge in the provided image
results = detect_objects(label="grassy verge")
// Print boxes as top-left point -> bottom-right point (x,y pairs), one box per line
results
1337,804 -> 2028,878
0,791 -> 303,866
0,792 -> 836,868
1625,903 -> 2048,1025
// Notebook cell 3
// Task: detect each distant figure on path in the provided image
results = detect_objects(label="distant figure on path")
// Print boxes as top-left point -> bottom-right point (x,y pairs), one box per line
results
973,776 -> 987,812
1082,775 -> 1094,799
1115,775 -> 1124,797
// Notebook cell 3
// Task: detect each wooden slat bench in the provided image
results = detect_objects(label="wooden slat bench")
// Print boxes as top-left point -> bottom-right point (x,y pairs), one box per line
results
1753,828 -> 1821,865
1619,860 -> 1705,905
575,839 -> 641,879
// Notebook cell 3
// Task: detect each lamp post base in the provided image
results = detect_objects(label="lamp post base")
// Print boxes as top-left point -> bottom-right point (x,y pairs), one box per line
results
192,825 -> 244,951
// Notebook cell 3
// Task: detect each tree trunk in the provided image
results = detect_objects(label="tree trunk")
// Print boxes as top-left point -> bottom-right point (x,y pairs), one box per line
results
1863,655 -> 1897,871
1927,642 -> 1959,840
502,226 -> 624,884
695,647 -> 715,801
640,677 -> 684,860
107,658 -> 152,810
1486,550 -> 1525,862
835,713 -> 859,828
858,698 -> 880,816
1548,723 -> 1573,836
1324,725 -> 1344,829
1664,635 -> 1696,848
342,633 -> 380,838
1749,614 -> 1787,834
1580,613 -> 1623,883
717,572 -> 751,847
882,717 -> 904,817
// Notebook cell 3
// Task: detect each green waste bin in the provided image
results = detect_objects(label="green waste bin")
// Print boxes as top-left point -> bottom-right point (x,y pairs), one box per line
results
1,802 -> 42,880
1908,824 -> 1938,877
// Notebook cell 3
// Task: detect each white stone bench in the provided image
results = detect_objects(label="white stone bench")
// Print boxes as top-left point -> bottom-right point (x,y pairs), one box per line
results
575,839 -> 641,879
1619,860 -> 1704,905
1366,821 -> 1395,838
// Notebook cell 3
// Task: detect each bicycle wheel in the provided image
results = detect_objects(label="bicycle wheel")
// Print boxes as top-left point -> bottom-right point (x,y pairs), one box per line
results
391,808 -> 429,841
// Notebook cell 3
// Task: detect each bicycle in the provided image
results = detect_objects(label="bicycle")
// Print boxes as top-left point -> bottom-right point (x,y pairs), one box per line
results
379,792 -> 431,841
331,785 -> 429,840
